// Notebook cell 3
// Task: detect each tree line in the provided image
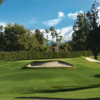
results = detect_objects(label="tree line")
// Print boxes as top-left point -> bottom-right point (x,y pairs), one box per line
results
0,23 -> 47,52
0,23 -> 65,52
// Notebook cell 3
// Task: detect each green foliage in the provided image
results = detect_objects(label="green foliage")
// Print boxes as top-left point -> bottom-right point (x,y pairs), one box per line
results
35,29 -> 44,46
47,27 -> 63,52
18,31 -> 39,51
86,1 -> 100,60
67,41 -> 75,51
72,13 -> 88,51
49,27 -> 55,46
49,27 -> 54,31
52,43 -> 57,46
72,1 -> 100,60
0,25 -> 4,51
38,46 -> 49,52
0,23 -> 38,51
0,51 -> 93,60
59,42 -> 72,52
44,29 -> 49,46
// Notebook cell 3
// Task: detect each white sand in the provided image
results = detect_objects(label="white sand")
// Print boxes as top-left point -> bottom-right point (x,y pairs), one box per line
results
27,61 -> 73,68
86,57 -> 100,62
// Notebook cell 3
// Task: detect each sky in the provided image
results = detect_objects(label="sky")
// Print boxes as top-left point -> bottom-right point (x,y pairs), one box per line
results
0,0 -> 100,41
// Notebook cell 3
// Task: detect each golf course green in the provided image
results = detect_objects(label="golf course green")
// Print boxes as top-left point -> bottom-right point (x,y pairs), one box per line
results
0,56 -> 100,100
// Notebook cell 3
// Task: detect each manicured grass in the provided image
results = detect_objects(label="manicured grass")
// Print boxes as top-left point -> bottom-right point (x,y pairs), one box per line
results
0,57 -> 100,100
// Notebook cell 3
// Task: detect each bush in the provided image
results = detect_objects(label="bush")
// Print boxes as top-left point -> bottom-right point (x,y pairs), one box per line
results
52,43 -> 57,46
0,50 -> 93,60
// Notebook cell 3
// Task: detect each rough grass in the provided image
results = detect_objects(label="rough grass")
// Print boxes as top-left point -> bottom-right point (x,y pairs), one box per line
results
0,57 -> 100,100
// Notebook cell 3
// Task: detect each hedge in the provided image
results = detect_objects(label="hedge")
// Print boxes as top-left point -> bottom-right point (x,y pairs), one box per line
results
0,50 -> 93,60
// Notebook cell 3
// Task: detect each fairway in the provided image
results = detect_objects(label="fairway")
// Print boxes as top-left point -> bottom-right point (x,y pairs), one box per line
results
0,57 -> 100,100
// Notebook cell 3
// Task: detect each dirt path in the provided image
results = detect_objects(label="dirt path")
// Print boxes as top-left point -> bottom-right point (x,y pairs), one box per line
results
85,57 -> 100,62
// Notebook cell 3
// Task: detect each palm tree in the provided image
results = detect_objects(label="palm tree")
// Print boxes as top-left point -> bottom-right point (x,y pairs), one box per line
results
49,27 -> 55,46
50,27 -> 54,31
55,31 -> 61,52
57,36 -> 63,51
45,29 -> 49,47
51,32 -> 55,45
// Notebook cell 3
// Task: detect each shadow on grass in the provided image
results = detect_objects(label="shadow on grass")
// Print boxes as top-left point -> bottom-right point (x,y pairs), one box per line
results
31,84 -> 100,93
94,74 -> 100,78
16,84 -> 100,100
16,97 -> 100,100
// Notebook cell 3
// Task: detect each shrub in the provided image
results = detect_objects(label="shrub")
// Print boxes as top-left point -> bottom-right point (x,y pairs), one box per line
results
0,50 -> 93,60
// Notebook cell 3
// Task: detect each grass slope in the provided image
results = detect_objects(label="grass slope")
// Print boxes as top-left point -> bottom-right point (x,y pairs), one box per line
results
0,57 -> 100,100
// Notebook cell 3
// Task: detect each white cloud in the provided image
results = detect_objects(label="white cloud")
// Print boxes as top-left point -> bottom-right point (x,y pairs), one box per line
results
31,26 -> 73,42
96,7 -> 100,25
67,10 -> 84,20
60,27 -> 72,36
43,18 -> 62,26
97,7 -> 100,10
58,12 -> 65,18
0,22 -> 7,32
43,11 -> 64,26
97,7 -> 100,17
57,26 -> 73,42
0,22 -> 6,27
63,30 -> 74,42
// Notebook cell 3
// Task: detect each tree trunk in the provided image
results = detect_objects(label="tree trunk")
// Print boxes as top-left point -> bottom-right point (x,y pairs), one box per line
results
94,54 -> 97,60
56,36 -> 58,52
52,37 -> 53,46
47,35 -> 48,47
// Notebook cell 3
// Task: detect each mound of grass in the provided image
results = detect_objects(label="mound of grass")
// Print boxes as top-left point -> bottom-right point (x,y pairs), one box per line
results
0,56 -> 100,100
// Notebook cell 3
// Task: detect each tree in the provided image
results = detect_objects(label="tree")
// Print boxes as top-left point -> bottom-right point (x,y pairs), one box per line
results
37,45 -> 49,52
45,27 -> 63,52
0,25 -> 4,51
72,13 -> 89,51
0,0 -> 6,5
18,30 -> 39,51
3,23 -> 38,51
35,29 -> 44,46
67,41 -> 75,51
57,36 -> 63,51
86,1 -> 100,60
49,27 -> 55,45
45,27 -> 56,46
59,42 -> 72,52
45,29 -> 49,47
45,27 -> 63,51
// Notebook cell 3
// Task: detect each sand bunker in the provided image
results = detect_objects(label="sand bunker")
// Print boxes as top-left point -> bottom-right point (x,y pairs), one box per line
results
86,57 -> 100,62
27,60 -> 73,68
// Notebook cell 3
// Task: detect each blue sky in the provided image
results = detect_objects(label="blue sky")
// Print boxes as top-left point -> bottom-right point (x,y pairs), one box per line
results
0,0 -> 100,41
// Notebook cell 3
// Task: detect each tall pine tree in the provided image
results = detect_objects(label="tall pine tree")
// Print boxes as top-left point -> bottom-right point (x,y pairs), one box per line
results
72,13 -> 88,51
86,1 -> 100,60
